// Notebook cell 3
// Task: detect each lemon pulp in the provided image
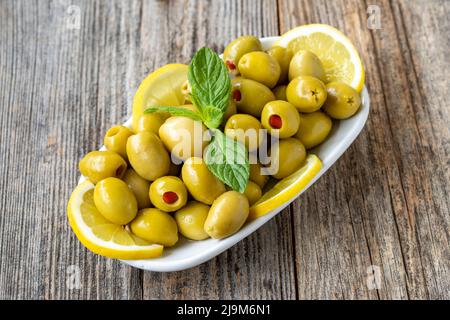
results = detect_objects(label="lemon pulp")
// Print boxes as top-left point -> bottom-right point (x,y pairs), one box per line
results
132,64 -> 188,131
275,24 -> 365,92
68,181 -> 163,260
249,154 -> 322,219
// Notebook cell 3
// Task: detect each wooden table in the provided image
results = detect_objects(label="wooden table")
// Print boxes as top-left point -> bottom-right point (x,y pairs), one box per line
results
0,0 -> 448,300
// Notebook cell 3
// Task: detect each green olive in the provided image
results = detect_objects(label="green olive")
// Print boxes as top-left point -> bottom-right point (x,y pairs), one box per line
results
79,151 -> 127,184
134,113 -> 165,135
295,111 -> 332,149
122,168 -> 152,209
261,100 -> 300,138
231,78 -> 275,117
94,177 -> 137,225
126,132 -> 170,181
224,114 -> 263,152
149,176 -> 188,212
159,116 -> 208,161
130,208 -> 178,247
250,163 -> 269,188
223,99 -> 237,123
286,76 -> 327,113
175,201 -> 210,240
238,52 -> 281,88
223,36 -> 263,74
103,126 -> 133,160
204,191 -> 249,239
289,50 -> 326,82
181,157 -> 226,205
267,46 -> 292,84
244,181 -> 262,206
132,107 -> 170,132
270,138 -> 306,179
323,82 -> 362,119
272,85 -> 287,101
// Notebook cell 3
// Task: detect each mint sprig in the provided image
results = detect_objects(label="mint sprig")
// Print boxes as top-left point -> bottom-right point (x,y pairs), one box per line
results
204,130 -> 250,193
144,47 -> 249,192
188,47 -> 231,123
144,106 -> 202,122
145,47 -> 231,129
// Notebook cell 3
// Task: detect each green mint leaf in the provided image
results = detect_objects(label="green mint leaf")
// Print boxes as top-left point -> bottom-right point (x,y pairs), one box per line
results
202,106 -> 224,129
188,47 -> 231,128
204,130 -> 249,193
144,106 -> 202,122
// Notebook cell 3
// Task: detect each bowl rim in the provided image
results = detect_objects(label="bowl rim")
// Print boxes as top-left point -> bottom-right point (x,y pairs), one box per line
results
77,36 -> 370,272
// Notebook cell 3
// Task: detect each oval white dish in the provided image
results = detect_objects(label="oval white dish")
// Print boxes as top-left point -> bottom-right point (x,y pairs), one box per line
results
78,36 -> 370,272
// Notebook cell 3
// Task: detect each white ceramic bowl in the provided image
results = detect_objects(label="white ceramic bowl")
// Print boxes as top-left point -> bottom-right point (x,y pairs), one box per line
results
78,36 -> 370,272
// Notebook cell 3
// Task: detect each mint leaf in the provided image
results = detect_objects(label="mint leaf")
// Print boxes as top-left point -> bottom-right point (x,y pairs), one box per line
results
202,106 -> 224,129
204,130 -> 249,193
144,106 -> 202,122
188,47 -> 231,127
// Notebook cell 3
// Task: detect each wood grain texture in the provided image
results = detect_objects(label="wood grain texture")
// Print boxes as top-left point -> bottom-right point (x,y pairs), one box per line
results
278,0 -> 450,299
0,0 -> 448,300
137,0 -> 296,300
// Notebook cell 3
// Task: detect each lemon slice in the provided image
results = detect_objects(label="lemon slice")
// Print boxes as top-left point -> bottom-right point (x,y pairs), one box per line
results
132,63 -> 188,130
68,181 -> 163,260
249,154 -> 322,219
275,24 -> 365,92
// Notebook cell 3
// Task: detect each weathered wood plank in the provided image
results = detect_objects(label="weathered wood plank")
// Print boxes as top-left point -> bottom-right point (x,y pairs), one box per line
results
390,0 -> 450,299
0,0 -> 145,299
278,0 -> 450,299
0,0 -> 448,300
0,0 -> 297,300
138,0 -> 296,300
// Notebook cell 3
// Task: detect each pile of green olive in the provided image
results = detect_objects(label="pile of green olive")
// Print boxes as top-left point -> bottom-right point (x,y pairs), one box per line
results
78,35 -> 361,248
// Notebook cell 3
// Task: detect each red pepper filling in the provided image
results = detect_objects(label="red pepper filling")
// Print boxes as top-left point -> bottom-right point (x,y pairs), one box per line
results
163,191 -> 178,204
225,60 -> 236,70
269,115 -> 282,129
232,89 -> 242,102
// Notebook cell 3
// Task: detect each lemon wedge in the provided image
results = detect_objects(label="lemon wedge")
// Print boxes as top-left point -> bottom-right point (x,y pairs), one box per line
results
275,24 -> 365,92
132,63 -> 188,131
249,154 -> 322,219
67,181 -> 163,260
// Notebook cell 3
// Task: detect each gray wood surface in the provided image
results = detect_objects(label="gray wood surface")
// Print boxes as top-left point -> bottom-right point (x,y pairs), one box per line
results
0,0 -> 448,300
